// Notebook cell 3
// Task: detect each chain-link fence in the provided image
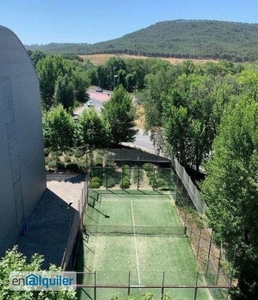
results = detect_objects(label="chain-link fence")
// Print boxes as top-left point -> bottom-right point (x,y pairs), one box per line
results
90,165 -> 175,191
61,169 -> 90,270
175,185 -> 234,299
70,148 -> 233,298
76,271 -> 230,300
172,158 -> 207,215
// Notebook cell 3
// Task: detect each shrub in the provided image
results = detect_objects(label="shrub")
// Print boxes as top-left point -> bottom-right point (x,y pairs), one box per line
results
45,156 -> 50,165
48,160 -> 56,169
95,157 -> 103,167
121,175 -> 130,182
50,152 -> 57,160
96,151 -> 104,157
44,148 -> 50,157
103,175 -> 115,188
119,178 -> 130,189
122,164 -> 131,177
74,148 -> 84,158
66,149 -> 74,156
91,181 -> 100,189
64,156 -> 71,163
91,176 -> 100,183
122,164 -> 130,170
132,167 -> 144,183
143,163 -> 154,172
95,153 -> 103,160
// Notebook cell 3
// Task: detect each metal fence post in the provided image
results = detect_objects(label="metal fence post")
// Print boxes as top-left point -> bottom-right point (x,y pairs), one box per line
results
169,169 -> 171,191
184,226 -> 187,236
105,167 -> 108,189
226,246 -> 237,299
94,271 -> 97,300
153,167 -> 156,190
176,172 -> 179,202
205,230 -> 213,276
161,271 -> 165,300
190,216 -> 194,239
216,243 -> 223,285
196,227 -> 202,260
122,166 -> 124,190
128,271 -> 131,295
194,272 -> 199,300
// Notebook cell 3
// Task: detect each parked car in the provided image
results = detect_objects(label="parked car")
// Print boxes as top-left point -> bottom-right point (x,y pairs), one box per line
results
96,87 -> 103,92
87,100 -> 93,107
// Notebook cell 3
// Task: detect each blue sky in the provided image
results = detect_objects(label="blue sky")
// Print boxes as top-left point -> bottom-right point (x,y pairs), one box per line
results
1,0 -> 258,45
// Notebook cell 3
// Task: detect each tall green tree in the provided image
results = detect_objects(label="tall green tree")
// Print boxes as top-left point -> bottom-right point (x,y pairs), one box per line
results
43,105 -> 74,154
37,55 -> 57,109
162,74 -> 220,170
201,99 -> 258,299
72,70 -> 90,103
142,65 -> 176,151
27,50 -> 46,67
0,246 -> 76,300
75,109 -> 110,149
102,85 -> 138,145
37,55 -> 77,110
54,75 -> 75,111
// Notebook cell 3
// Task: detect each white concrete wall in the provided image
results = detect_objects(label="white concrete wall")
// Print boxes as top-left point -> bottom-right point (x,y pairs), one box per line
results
0,26 -> 46,256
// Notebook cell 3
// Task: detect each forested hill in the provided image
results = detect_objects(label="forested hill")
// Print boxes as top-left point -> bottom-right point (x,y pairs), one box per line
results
26,20 -> 258,61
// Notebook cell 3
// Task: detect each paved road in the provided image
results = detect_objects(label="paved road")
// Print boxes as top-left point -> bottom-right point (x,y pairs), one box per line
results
74,89 -> 155,153
130,128 -> 155,153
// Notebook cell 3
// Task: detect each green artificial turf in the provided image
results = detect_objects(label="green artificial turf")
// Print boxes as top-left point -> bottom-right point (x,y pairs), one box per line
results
76,190 -> 214,300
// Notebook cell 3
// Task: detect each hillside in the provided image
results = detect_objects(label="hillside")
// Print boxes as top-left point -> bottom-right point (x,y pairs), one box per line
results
26,20 -> 258,61
78,53 -> 218,66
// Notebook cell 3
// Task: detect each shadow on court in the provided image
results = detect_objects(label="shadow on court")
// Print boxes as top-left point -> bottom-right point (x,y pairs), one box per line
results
16,187 -> 78,269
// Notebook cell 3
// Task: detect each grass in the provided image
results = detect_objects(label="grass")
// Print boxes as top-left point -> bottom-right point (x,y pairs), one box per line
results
76,190 -> 213,300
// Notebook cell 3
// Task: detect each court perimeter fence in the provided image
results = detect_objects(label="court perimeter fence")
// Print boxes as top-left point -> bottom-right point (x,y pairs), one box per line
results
76,271 -> 230,300
172,157 -> 207,215
60,147 -> 233,298
61,168 -> 90,270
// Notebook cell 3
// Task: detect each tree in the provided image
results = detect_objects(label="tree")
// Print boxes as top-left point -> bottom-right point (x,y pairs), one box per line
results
27,50 -> 46,67
37,55 -> 57,109
201,99 -> 258,299
142,65 -> 175,151
101,85 -> 138,145
72,70 -> 90,103
0,246 -> 77,300
75,109 -> 110,149
37,55 -> 76,110
54,75 -> 75,111
43,105 -> 74,155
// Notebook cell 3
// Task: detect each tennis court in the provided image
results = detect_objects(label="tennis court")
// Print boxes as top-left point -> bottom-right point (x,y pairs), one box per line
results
76,190 -> 212,300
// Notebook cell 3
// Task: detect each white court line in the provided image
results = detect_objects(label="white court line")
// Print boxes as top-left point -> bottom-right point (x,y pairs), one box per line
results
130,199 -> 141,287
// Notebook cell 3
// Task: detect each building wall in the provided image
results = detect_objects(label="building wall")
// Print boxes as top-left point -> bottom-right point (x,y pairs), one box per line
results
0,26 -> 46,256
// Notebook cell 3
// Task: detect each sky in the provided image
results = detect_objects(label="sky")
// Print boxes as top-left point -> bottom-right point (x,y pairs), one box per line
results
1,0 -> 258,45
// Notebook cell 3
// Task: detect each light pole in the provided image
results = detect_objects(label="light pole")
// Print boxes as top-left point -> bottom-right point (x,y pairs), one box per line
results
114,74 -> 118,90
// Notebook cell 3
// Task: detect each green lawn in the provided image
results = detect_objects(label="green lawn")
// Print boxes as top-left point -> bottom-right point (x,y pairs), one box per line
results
76,190 -> 213,300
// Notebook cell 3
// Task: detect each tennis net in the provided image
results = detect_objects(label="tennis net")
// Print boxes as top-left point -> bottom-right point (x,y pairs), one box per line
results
84,224 -> 186,236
